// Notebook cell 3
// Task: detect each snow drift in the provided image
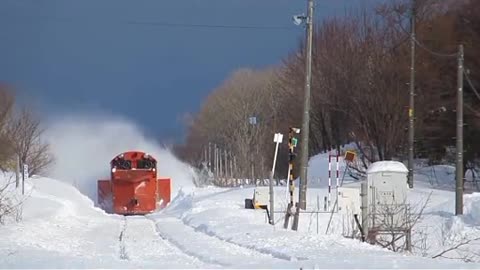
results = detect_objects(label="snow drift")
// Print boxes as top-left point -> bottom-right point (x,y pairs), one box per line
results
43,113 -> 197,203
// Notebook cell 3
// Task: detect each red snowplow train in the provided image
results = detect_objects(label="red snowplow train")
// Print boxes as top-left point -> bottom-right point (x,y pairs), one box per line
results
97,151 -> 171,215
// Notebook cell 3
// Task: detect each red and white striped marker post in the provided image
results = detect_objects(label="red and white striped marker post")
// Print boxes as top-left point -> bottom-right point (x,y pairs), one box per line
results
328,153 -> 340,211
328,154 -> 332,210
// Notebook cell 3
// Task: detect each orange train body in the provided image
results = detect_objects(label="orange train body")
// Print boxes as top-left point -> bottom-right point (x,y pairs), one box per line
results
97,151 -> 171,215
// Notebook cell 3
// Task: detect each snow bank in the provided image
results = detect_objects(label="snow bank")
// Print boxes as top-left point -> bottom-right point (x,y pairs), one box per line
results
0,172 -> 25,225
152,186 -> 479,269
464,193 -> 480,224
307,150 -> 347,188
43,113 -> 197,204
366,160 -> 408,174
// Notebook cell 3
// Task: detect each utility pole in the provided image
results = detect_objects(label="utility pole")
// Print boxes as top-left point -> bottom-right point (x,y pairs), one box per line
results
293,0 -> 314,231
407,0 -> 416,189
456,44 -> 464,216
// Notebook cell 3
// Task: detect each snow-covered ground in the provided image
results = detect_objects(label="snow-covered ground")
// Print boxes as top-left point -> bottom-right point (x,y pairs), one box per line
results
1,117 -> 479,268
1,160 -> 479,268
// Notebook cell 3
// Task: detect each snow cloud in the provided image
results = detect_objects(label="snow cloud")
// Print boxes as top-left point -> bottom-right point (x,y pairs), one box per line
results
43,113 -> 196,204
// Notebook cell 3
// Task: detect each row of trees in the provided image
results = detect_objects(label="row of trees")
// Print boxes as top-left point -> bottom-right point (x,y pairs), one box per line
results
176,0 -> 480,182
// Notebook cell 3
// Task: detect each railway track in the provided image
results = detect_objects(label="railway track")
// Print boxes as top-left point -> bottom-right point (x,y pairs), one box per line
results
117,216 -> 216,268
146,214 -> 299,268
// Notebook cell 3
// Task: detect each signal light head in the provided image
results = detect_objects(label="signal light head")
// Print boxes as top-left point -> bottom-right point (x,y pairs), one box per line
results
291,127 -> 301,133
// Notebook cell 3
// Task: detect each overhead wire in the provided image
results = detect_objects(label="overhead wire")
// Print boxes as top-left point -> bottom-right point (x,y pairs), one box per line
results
464,68 -> 480,102
465,103 -> 480,118
0,12 -> 300,31
392,16 -> 457,58
413,37 -> 457,58
124,20 -> 298,31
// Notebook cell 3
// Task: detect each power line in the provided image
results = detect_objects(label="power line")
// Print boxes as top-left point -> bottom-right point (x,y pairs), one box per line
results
465,103 -> 480,118
125,20 -> 298,31
413,37 -> 457,58
464,68 -> 480,102
0,13 -> 299,31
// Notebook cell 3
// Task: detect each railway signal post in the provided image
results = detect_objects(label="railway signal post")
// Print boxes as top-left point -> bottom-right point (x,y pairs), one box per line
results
283,127 -> 300,229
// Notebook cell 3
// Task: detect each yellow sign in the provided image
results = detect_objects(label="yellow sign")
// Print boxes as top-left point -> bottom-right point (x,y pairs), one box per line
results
345,151 -> 356,162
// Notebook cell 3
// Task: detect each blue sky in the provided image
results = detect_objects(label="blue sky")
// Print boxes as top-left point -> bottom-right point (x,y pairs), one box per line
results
0,0 -> 379,142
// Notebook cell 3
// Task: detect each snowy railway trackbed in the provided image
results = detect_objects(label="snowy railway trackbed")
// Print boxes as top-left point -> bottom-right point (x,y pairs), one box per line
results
118,217 -> 129,260
146,215 -> 300,268
117,216 -> 215,268
179,216 -> 310,262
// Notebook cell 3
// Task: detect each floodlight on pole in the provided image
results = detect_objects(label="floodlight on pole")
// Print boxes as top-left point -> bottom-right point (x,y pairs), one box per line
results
292,14 -> 306,26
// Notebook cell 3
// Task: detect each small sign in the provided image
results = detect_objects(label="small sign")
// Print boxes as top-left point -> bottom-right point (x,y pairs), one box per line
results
249,117 -> 257,125
380,191 -> 394,196
273,133 -> 283,143
23,164 -> 29,180
344,151 -> 356,162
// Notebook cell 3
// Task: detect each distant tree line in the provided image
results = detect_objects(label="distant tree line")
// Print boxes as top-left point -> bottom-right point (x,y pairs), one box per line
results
175,0 -> 480,181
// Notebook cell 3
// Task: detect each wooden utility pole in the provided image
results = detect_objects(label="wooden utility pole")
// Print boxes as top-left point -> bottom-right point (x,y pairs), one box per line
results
456,44 -> 464,216
294,0 -> 314,231
407,0 -> 416,189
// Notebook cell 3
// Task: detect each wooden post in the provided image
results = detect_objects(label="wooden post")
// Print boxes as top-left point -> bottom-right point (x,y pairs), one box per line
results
361,182 -> 369,240
224,148 -> 228,185
15,154 -> 20,188
219,146 -> 223,183
230,151 -> 234,183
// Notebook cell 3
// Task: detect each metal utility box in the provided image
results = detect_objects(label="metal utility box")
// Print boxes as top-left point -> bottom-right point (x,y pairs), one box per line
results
338,187 -> 361,216
365,161 -> 409,231
253,187 -> 269,208
366,161 -> 408,205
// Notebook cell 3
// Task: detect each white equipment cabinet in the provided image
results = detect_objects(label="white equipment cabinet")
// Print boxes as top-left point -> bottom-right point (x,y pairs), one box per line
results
366,161 -> 409,206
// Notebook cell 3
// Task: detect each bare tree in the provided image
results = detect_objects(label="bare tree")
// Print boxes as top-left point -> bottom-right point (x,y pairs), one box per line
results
367,193 -> 431,252
0,85 -> 15,171
177,0 -> 480,183
7,107 -> 54,176
432,228 -> 480,262
180,67 -> 284,182
0,174 -> 24,225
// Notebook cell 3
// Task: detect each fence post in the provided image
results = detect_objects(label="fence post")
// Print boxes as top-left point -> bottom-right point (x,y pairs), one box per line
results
360,182 -> 369,239
15,155 -> 20,188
